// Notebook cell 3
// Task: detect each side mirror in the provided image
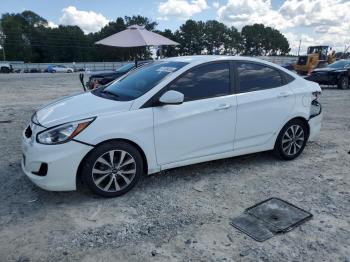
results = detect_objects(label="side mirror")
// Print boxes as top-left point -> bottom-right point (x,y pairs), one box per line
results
159,90 -> 184,105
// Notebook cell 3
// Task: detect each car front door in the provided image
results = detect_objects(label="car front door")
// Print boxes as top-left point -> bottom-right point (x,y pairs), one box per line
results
152,62 -> 237,166
234,62 -> 295,150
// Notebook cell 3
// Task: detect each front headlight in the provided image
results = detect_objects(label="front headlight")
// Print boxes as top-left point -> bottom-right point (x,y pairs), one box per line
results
36,118 -> 95,145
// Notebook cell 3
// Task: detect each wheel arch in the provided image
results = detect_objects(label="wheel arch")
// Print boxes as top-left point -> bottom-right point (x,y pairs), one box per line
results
76,138 -> 149,187
276,116 -> 310,145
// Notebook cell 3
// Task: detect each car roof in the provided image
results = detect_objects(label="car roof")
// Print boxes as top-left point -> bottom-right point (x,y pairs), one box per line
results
164,55 -> 273,65
163,55 -> 300,79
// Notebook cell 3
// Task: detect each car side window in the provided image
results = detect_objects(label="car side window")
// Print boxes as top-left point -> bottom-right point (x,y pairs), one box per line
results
167,62 -> 230,102
281,71 -> 295,84
237,62 -> 283,93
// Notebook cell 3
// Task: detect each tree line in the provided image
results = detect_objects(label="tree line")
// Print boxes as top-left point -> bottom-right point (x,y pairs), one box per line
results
0,10 -> 291,63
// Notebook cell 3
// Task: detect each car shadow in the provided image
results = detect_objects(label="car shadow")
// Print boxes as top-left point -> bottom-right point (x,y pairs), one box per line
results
11,150 -> 278,211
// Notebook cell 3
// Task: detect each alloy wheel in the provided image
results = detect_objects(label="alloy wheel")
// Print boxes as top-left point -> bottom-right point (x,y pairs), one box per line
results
281,125 -> 305,156
342,78 -> 348,89
92,150 -> 136,192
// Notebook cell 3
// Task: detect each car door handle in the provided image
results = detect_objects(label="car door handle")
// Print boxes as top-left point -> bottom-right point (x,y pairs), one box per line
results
277,92 -> 291,98
214,103 -> 232,111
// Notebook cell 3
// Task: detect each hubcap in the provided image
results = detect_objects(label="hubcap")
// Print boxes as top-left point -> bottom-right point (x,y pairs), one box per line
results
281,125 -> 305,156
92,150 -> 136,192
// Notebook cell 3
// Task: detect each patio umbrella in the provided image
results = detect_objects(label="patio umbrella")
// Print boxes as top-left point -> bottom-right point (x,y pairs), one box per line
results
95,25 -> 179,65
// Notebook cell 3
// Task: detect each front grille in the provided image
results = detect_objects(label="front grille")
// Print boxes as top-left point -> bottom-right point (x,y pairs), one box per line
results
25,125 -> 32,138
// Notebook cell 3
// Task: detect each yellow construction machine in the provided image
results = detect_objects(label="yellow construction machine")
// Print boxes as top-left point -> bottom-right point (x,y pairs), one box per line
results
294,46 -> 336,75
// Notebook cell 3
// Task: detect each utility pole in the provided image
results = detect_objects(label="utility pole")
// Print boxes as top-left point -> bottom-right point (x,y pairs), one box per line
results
297,39 -> 301,56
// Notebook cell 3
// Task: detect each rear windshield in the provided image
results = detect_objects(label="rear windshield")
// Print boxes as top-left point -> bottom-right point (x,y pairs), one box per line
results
94,61 -> 188,101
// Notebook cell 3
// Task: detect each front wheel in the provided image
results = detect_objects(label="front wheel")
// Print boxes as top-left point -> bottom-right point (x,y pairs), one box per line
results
81,141 -> 143,197
273,119 -> 308,160
338,76 -> 349,90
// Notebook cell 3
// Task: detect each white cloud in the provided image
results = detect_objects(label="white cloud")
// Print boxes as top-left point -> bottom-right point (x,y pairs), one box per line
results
217,0 -> 350,54
59,6 -> 109,34
217,0 -> 292,30
158,0 -> 208,20
283,32 -> 315,55
279,0 -> 350,28
47,21 -> 58,28
212,1 -> 220,9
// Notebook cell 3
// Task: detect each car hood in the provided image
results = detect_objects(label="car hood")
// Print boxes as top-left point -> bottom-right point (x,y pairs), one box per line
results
313,67 -> 345,73
35,92 -> 132,127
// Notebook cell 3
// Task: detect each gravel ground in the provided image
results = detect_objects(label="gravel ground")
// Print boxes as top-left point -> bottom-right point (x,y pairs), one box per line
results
0,73 -> 349,262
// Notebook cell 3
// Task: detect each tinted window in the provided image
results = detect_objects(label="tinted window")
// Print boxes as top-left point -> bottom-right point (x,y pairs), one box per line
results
237,62 -> 283,93
95,61 -> 188,101
281,71 -> 295,84
168,62 -> 230,102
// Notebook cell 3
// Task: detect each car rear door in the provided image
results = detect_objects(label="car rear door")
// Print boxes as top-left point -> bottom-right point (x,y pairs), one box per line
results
153,62 -> 237,166
234,62 -> 295,150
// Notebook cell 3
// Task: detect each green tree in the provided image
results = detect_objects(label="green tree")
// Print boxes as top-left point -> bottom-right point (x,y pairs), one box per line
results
0,13 -> 32,61
224,26 -> 242,55
176,20 -> 205,55
203,20 -> 227,54
154,29 -> 179,57
124,15 -> 157,30
241,24 -> 290,56
0,10 -> 291,62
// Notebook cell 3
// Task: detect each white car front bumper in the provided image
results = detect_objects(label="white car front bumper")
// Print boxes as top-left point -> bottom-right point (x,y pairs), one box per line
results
21,130 -> 92,191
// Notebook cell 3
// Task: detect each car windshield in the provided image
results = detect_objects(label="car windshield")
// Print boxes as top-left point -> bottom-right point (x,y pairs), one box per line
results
328,60 -> 350,69
94,61 -> 188,101
115,63 -> 134,73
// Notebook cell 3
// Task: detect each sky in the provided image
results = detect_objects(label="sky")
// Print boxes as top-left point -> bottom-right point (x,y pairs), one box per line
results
1,0 -> 350,55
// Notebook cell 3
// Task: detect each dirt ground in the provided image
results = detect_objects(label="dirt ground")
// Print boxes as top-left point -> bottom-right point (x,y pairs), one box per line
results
0,73 -> 349,262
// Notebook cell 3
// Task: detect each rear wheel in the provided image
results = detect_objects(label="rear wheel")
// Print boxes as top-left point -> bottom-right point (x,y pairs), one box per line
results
81,141 -> 143,197
338,76 -> 349,90
274,119 -> 308,160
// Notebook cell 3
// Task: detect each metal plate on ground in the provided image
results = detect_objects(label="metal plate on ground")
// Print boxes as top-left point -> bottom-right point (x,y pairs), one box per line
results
230,198 -> 313,242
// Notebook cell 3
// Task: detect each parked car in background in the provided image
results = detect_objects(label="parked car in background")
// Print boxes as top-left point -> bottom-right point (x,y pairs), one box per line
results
22,56 -> 322,197
306,60 -> 350,89
84,61 -> 149,89
48,64 -> 74,73
0,63 -> 13,73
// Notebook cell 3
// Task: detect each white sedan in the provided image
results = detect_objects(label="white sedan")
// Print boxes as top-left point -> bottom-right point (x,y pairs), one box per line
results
22,56 -> 322,197
50,65 -> 74,73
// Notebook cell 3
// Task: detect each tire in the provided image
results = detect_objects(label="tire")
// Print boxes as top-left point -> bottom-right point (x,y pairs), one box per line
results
337,76 -> 349,90
51,70 -> 56,73
81,141 -> 143,197
1,67 -> 10,73
273,119 -> 308,160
